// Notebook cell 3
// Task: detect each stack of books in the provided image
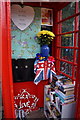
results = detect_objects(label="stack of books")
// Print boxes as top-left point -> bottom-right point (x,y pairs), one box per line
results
51,74 -> 67,88
52,74 -> 67,82
51,74 -> 75,104
55,83 -> 75,103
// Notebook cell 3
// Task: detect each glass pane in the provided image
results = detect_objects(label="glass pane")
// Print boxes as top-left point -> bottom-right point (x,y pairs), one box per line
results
62,17 -> 75,33
61,48 -> 74,62
76,15 -> 80,31
79,0 -> 80,12
61,33 -> 74,46
76,32 -> 79,47
62,2 -> 75,19
76,50 -> 78,63
79,15 -> 80,30
60,62 -> 72,76
74,66 -> 77,79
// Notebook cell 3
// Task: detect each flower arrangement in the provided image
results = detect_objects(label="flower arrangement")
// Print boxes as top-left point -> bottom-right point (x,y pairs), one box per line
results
36,53 -> 47,61
36,30 -> 55,46
36,53 -> 55,61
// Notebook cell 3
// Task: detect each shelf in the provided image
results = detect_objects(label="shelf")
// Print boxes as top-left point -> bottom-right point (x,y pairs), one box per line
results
51,102 -> 61,115
45,94 -> 50,98
44,85 -> 76,119
45,97 -> 61,115
41,24 -> 53,26
46,101 -> 60,119
45,94 -> 61,114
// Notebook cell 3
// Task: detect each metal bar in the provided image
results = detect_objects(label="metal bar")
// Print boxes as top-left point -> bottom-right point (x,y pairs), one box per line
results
56,46 -> 78,49
56,58 -> 77,66
75,1 -> 80,118
2,1 -> 15,118
57,12 -> 80,24
56,30 -> 79,36
55,10 -> 62,73
56,70 -> 76,81
72,2 -> 79,79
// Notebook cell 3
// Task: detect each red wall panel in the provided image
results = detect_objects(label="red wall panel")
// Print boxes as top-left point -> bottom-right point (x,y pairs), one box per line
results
13,80 -> 48,109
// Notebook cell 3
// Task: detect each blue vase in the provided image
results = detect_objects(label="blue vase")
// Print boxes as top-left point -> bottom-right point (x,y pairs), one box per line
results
41,45 -> 50,57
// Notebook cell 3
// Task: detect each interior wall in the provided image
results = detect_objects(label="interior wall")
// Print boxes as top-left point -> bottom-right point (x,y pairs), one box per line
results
11,6 -> 41,59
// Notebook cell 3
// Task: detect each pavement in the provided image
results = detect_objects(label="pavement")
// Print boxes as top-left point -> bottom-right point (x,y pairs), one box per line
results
26,108 -> 47,120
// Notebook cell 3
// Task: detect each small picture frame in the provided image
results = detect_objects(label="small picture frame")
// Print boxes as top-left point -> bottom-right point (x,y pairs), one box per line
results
41,8 -> 53,26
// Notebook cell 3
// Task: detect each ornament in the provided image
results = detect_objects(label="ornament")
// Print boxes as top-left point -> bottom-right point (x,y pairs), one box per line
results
14,89 -> 39,118
11,5 -> 34,30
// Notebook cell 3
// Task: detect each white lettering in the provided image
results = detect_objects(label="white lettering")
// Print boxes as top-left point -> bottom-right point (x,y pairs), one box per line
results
18,100 -> 30,109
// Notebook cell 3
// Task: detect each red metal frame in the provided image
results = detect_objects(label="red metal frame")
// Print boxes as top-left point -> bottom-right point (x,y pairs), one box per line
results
2,1 -> 15,118
55,2 -> 80,81
56,58 -> 77,66
54,2 -> 80,118
0,1 -> 2,79
75,25 -> 80,118
57,12 -> 80,24
1,1 -> 80,118
56,30 -> 79,36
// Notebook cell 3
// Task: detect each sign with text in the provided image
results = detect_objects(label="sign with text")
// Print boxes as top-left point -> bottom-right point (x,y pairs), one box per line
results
11,5 -> 35,30
14,89 -> 39,117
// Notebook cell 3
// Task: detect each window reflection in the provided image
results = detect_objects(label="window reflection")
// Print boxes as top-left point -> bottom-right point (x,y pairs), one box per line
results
61,48 -> 74,62
79,15 -> 80,30
76,50 -> 78,63
62,2 -> 75,19
60,62 -> 72,76
62,18 -> 75,33
74,66 -> 77,79
79,0 -> 80,12
76,32 -> 79,47
61,34 -> 74,46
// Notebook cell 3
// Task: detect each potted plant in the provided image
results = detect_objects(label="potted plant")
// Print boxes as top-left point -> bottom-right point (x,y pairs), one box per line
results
36,30 -> 55,57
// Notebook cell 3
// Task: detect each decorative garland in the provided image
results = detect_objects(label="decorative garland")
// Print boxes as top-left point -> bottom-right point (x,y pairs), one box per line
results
14,89 -> 39,118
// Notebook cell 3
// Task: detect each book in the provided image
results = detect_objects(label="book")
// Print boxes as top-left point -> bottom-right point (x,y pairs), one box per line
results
62,98 -> 75,104
62,84 -> 75,89
55,90 -> 74,99
55,92 -> 75,103
56,83 -> 74,91
62,79 -> 73,85
58,86 -> 74,92
56,89 -> 74,96
52,74 -> 66,81
58,87 -> 74,95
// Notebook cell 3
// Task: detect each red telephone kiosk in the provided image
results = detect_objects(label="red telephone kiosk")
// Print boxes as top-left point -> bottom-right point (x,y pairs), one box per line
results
1,1 -> 80,119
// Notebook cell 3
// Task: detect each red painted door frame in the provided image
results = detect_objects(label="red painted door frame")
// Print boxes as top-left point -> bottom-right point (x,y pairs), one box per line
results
1,1 -> 15,118
1,1 -> 80,118
75,30 -> 80,118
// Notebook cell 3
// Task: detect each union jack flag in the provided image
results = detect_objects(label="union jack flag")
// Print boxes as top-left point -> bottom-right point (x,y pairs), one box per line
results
34,59 -> 56,85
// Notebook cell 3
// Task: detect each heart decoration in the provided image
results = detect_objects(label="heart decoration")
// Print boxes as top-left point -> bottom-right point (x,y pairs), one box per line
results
11,5 -> 35,30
